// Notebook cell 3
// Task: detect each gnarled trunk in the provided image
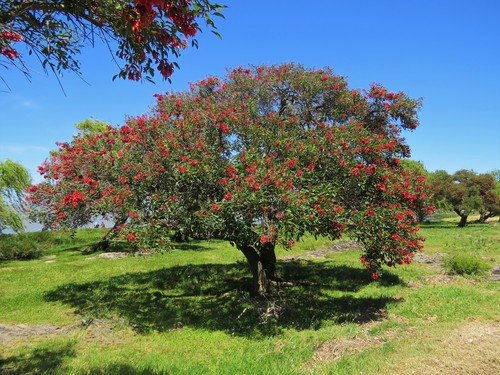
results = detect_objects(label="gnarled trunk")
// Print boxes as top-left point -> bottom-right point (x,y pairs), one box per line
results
478,211 -> 494,223
237,242 -> 278,295
454,209 -> 468,228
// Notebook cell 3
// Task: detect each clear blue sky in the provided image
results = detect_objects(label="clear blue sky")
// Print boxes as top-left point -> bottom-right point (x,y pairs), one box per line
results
1,0 -> 499,183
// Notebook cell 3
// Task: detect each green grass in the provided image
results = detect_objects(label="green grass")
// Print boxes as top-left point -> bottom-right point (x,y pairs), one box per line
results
443,253 -> 491,277
1,220 -> 499,374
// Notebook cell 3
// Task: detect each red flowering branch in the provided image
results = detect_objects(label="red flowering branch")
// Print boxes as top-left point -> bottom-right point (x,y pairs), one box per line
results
0,0 -> 225,82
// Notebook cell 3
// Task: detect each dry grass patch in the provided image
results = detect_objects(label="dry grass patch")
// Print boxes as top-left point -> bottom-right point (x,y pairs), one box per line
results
390,321 -> 500,375
302,320 -> 402,369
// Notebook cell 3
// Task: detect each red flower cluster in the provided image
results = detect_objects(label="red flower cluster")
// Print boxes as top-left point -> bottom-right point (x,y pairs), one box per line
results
1,30 -> 23,60
63,191 -> 86,208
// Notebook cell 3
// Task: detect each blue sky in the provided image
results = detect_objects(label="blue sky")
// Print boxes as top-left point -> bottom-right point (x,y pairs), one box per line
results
1,0 -> 499,183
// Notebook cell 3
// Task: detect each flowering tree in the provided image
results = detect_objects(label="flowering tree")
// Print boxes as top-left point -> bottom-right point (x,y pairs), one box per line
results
0,0 -> 224,81
28,64 -> 432,294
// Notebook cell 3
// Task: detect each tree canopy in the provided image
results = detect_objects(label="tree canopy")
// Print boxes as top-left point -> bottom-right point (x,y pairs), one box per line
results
0,0 -> 224,82
428,169 -> 499,226
75,118 -> 110,135
28,64 -> 432,293
0,159 -> 31,233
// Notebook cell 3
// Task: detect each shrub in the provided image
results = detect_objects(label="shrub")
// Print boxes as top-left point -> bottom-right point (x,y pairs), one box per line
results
444,254 -> 490,277
0,234 -> 43,261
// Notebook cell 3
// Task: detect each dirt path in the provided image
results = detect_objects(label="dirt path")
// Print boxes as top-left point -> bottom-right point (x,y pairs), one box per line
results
0,323 -> 73,345
284,240 -> 362,261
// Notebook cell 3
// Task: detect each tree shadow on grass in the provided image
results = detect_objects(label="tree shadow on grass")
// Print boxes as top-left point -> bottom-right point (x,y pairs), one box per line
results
45,261 -> 403,337
0,342 -> 75,375
171,242 -> 213,251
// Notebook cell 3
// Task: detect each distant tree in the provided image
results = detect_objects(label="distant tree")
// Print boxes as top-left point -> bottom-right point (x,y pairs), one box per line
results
429,169 -> 499,227
28,64 -> 432,294
0,1 -> 225,82
400,159 -> 427,176
0,160 -> 31,233
474,173 -> 500,223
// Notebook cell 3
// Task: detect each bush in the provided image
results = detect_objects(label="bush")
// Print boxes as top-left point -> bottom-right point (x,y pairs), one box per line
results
0,234 -> 43,261
444,254 -> 490,277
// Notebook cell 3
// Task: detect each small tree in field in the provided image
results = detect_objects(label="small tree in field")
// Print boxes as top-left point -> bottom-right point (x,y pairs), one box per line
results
1,1 -> 224,82
28,64 -> 432,294
1,160 -> 30,233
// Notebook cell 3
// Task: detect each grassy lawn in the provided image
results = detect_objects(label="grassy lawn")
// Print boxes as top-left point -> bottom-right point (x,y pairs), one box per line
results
1,220 -> 499,374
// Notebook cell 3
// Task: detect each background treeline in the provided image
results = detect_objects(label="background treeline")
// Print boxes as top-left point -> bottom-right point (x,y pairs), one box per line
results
401,160 -> 499,227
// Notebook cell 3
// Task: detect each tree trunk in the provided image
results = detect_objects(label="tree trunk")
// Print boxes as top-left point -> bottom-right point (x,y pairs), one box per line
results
238,244 -> 270,295
90,217 -> 126,252
260,242 -> 281,281
478,212 -> 493,223
453,208 -> 468,228
458,214 -> 468,227
171,230 -> 189,243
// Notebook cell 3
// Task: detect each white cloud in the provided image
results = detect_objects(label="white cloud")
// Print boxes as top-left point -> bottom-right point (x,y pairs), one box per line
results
0,94 -> 41,110
18,100 -> 40,109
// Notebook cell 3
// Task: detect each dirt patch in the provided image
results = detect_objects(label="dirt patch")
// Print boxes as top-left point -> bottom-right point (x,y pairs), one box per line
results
1,319 -> 130,346
309,336 -> 379,364
391,322 -> 500,375
284,240 -> 362,260
97,252 -> 129,259
407,280 -> 424,289
413,252 -> 446,269
86,251 -> 151,260
0,323 -> 72,345
80,318 -> 129,345
307,241 -> 363,258
423,273 -> 460,285
303,315 -> 404,369
304,327 -> 400,369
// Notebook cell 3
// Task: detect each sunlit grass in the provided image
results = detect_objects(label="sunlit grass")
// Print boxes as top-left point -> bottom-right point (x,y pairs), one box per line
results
1,219 -> 498,374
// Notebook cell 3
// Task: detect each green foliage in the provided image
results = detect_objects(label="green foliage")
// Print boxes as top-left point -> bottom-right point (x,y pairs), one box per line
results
0,159 -> 31,233
75,118 -> 109,135
0,228 -> 109,261
443,254 -> 490,277
0,233 -> 43,260
428,169 -> 500,225
1,0 -> 225,82
400,159 -> 428,176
